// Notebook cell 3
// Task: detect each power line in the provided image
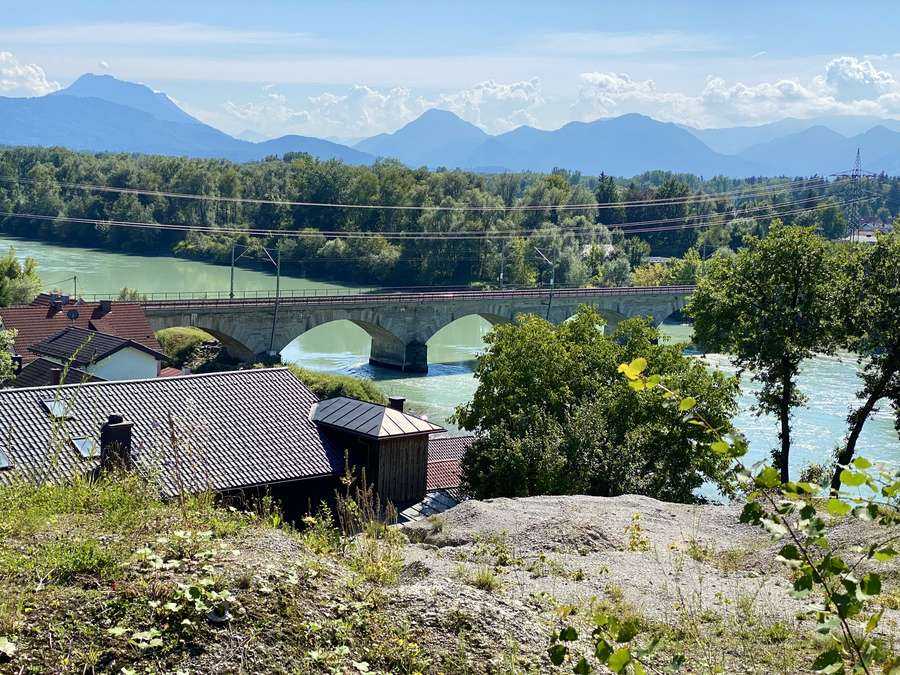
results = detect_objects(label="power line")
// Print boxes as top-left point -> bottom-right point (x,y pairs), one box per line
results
0,174 -> 832,212
0,196 -> 871,241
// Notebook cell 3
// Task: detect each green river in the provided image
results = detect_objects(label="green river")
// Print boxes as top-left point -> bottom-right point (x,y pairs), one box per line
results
4,235 -> 898,478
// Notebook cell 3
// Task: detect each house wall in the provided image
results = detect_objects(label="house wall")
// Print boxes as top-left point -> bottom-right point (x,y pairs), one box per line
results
376,435 -> 429,505
85,348 -> 160,381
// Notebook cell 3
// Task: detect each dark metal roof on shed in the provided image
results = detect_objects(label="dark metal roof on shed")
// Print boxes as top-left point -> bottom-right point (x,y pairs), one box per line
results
310,396 -> 444,439
30,326 -> 166,366
0,368 -> 342,496
12,357 -> 105,389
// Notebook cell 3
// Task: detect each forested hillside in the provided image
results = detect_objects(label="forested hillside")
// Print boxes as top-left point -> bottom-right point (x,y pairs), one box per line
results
1,146 -> 897,287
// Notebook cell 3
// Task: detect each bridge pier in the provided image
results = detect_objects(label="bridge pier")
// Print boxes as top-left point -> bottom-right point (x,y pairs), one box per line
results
369,336 -> 428,373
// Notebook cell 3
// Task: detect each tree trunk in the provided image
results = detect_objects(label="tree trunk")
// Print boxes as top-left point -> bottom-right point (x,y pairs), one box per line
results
830,359 -> 896,491
777,363 -> 792,483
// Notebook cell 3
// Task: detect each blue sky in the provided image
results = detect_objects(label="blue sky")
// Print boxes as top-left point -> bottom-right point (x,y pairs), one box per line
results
3,1 -> 900,139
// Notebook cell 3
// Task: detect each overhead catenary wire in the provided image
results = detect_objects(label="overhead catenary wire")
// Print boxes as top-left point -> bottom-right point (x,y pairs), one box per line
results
0,195 -> 872,241
0,174 -> 834,212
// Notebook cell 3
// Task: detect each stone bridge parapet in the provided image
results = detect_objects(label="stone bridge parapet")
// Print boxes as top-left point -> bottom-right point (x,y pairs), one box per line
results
143,286 -> 694,373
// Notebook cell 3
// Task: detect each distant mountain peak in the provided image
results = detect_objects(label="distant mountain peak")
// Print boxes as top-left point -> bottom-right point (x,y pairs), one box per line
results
54,73 -> 199,126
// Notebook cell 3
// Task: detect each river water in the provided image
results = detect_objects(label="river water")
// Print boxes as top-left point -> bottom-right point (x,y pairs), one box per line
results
4,235 -> 898,477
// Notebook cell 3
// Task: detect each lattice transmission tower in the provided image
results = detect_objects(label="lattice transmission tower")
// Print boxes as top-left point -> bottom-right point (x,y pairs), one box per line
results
831,149 -> 877,242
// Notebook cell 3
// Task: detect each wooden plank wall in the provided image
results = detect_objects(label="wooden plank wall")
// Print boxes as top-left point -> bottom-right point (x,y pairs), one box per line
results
377,435 -> 428,504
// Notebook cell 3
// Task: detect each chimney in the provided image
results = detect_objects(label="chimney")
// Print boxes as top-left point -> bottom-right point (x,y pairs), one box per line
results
50,367 -> 62,386
181,366 -> 192,376
100,414 -> 134,471
11,356 -> 22,376
388,396 -> 406,413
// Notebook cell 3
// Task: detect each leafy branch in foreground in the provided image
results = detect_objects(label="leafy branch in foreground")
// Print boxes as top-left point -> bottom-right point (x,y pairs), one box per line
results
550,357 -> 900,674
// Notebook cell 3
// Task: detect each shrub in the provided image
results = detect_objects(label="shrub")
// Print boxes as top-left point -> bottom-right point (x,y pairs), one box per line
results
287,365 -> 386,404
155,327 -> 214,367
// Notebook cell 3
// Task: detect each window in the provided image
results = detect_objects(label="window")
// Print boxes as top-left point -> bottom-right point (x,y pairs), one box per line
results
71,437 -> 99,459
0,447 -> 9,470
40,399 -> 71,419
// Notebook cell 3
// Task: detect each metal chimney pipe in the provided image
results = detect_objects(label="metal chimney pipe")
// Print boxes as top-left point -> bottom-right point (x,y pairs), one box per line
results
388,396 -> 406,412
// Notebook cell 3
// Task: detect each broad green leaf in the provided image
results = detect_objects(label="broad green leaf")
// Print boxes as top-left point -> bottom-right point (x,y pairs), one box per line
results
629,358 -> 648,376
594,639 -> 613,661
739,501 -> 764,524
628,379 -> 646,392
607,648 -> 631,673
858,573 -> 881,600
852,457 -> 872,470
710,440 -> 729,455
776,544 -> 801,562
866,610 -> 883,634
645,374 -> 661,388
678,397 -> 696,411
840,469 -> 865,487
755,466 -> 782,489
559,626 -> 578,642
874,547 -> 898,562
574,657 -> 591,674
811,648 -> 843,674
548,643 -> 566,666
826,499 -> 852,517
633,661 -> 647,675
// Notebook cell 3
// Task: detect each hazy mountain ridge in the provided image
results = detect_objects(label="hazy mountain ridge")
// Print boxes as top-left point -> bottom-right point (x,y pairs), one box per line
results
2,74 -> 374,165
3,73 -> 900,177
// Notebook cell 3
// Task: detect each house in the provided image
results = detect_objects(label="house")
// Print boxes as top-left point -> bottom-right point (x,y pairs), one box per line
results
0,297 -> 162,367
29,326 -> 166,381
13,357 -> 103,389
0,368 -> 469,516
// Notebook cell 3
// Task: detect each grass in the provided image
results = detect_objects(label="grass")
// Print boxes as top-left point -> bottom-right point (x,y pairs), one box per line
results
287,364 -> 387,404
469,566 -> 501,592
155,326 -> 214,367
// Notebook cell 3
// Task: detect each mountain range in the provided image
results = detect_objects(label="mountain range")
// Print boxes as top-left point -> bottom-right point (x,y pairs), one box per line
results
3,73 -> 900,177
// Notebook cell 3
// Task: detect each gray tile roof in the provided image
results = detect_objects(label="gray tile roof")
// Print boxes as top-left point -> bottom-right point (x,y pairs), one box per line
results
12,357 -> 105,389
0,368 -> 342,496
310,397 -> 444,439
30,326 -> 166,367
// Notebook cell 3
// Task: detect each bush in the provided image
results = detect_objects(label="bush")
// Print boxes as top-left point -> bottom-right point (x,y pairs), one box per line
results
287,365 -> 386,404
454,307 -> 739,502
156,327 -> 215,367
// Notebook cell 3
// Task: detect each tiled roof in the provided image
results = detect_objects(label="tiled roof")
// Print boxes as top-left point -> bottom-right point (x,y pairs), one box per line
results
310,397 -> 444,439
159,367 -> 182,378
12,357 -> 104,389
0,368 -> 342,496
424,435 -> 471,492
0,301 -> 162,364
425,459 -> 462,491
30,326 -> 166,367
427,435 -> 472,462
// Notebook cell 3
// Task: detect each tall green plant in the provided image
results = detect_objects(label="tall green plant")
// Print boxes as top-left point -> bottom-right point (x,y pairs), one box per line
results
688,224 -> 846,481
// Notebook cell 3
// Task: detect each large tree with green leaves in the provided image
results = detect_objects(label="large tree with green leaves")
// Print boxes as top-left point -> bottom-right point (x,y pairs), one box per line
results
830,233 -> 900,489
453,308 -> 739,502
688,224 -> 845,481
0,248 -> 41,306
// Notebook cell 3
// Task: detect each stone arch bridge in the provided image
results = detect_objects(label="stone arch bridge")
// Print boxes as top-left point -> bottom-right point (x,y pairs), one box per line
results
142,285 -> 694,373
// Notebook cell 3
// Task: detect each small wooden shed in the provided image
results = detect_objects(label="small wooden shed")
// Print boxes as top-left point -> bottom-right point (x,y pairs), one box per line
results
310,396 -> 444,505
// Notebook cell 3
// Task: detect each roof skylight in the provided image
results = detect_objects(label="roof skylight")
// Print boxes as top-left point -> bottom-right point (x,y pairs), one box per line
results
40,399 -> 71,419
71,437 -> 98,459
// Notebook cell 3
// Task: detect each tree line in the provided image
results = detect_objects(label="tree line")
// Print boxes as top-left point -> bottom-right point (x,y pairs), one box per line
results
1,146 -> 897,287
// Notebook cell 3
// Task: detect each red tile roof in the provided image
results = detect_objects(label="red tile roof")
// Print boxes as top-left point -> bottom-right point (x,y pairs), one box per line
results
159,367 -> 182,377
0,301 -> 161,364
425,435 -> 472,491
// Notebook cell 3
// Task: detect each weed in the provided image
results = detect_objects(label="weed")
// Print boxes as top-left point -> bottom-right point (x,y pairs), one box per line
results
469,566 -> 501,592
625,513 -> 650,552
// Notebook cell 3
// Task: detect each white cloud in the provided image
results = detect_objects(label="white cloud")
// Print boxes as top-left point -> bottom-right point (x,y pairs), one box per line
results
574,56 -> 900,128
221,78 -> 546,138
820,56 -> 895,101
0,51 -> 59,96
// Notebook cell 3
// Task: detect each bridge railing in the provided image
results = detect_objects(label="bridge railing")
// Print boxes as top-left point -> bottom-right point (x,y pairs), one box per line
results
74,283 -> 696,304
132,284 -> 697,309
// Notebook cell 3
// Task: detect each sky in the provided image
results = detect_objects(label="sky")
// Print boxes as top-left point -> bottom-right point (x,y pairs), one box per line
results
3,1 -> 900,141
